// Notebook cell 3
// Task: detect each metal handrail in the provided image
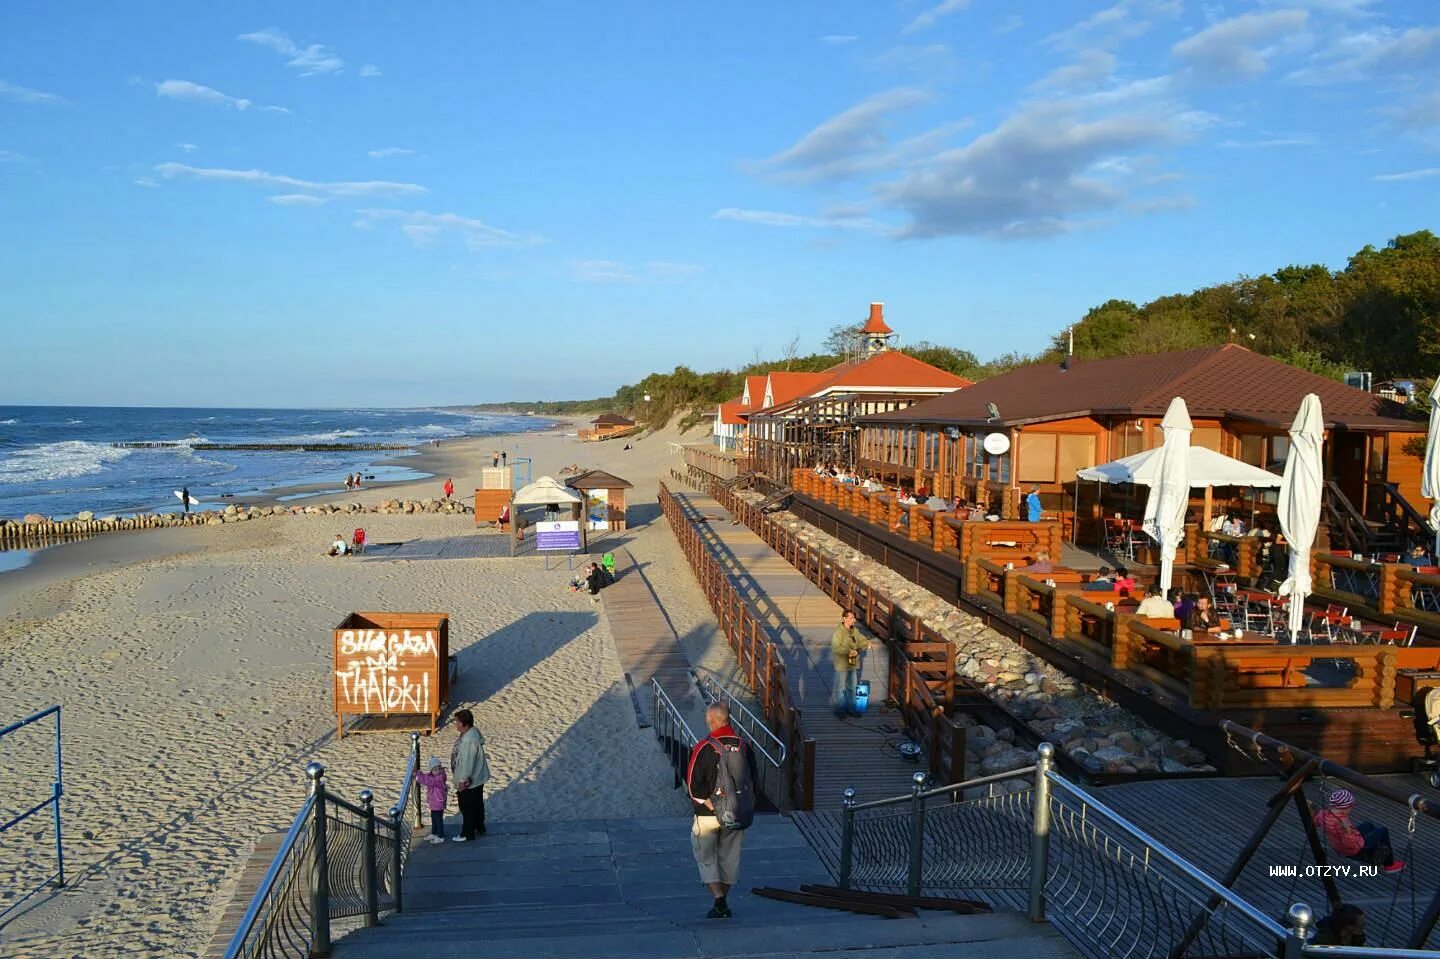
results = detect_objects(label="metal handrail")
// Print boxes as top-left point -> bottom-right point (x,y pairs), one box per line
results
848,764 -> 1038,812
0,704 -> 65,919
700,675 -> 785,768
222,794 -> 316,958
1044,770 -> 1289,939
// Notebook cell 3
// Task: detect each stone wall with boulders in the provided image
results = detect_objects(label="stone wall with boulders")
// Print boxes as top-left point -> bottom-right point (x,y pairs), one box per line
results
738,490 -> 1214,779
0,498 -> 477,549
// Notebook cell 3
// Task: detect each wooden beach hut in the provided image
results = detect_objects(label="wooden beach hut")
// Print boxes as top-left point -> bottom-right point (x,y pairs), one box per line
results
579,413 -> 637,442
564,469 -> 632,531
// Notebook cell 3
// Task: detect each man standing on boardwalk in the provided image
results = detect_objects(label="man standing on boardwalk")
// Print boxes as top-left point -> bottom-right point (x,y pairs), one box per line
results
686,702 -> 752,919
450,709 -> 489,842
831,610 -> 869,717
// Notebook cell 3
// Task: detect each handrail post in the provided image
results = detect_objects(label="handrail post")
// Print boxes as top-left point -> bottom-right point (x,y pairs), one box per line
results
907,771 -> 927,897
306,762 -> 332,957
1028,743 -> 1054,922
388,805 -> 405,914
360,789 -> 379,927
1283,903 -> 1314,959
838,788 -> 856,889
410,732 -> 423,827
53,705 -> 65,888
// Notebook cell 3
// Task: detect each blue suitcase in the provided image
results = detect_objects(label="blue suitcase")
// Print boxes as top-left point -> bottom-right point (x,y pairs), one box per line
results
852,680 -> 871,716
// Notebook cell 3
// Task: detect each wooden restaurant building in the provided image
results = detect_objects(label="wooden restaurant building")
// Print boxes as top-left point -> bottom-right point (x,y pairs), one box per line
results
855,345 -> 1427,540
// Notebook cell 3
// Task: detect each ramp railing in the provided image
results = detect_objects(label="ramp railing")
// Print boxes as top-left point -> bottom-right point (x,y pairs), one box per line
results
700,674 -> 794,811
651,678 -> 699,790
0,705 -> 64,925
222,734 -> 422,959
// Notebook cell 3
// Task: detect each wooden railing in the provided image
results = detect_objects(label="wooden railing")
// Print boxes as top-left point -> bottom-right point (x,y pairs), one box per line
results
658,480 -> 817,809
670,474 -> 969,786
1373,480 -> 1429,551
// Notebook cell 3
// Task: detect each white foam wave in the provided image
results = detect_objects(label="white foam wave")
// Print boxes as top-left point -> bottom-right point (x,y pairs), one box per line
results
0,441 -> 131,485
0,418 -> 17,425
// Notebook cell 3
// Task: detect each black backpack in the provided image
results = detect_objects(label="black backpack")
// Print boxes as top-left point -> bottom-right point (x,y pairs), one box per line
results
706,734 -> 755,831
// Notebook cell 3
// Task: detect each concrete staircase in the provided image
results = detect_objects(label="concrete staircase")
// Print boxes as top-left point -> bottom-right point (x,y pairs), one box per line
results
330,814 -> 1077,959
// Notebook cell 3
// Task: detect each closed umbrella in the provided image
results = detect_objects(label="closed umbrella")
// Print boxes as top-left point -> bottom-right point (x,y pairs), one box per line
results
1277,393 -> 1325,641
1422,380 -> 1440,561
1142,397 -> 1192,594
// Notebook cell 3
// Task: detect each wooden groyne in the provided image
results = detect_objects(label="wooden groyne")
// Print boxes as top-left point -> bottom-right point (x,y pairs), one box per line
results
0,498 -> 476,550
111,442 -> 413,451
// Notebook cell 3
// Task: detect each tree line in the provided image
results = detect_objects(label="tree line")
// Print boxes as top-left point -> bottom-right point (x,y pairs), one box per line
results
471,230 -> 1439,429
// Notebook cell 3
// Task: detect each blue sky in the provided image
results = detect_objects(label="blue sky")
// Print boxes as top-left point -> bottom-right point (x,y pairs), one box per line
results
2,1 -> 1439,408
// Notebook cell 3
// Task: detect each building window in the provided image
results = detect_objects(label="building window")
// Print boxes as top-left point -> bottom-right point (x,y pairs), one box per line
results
1017,433 -> 1058,484
1268,435 -> 1290,473
1239,433 -> 1265,467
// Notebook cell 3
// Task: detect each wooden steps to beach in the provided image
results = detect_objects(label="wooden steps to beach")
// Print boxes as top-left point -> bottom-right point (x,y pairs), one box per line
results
329,815 -> 1077,959
670,490 -> 931,809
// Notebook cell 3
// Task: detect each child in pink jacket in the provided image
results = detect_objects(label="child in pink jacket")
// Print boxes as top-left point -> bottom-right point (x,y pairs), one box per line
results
415,757 -> 449,844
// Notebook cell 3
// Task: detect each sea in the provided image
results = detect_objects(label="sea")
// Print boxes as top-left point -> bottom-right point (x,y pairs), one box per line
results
0,406 -> 555,521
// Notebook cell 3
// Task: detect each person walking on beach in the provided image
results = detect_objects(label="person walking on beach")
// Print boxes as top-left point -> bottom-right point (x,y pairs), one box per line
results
181,486 -> 191,514
443,477 -> 454,501
685,702 -> 755,919
831,610 -> 869,717
450,709 -> 489,842
492,450 -> 499,468
415,758 -> 449,844
501,450 -> 507,466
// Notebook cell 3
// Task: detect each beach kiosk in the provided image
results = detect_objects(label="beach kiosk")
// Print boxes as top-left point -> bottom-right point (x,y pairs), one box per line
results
510,476 -> 586,556
333,612 -> 451,738
564,470 -> 632,531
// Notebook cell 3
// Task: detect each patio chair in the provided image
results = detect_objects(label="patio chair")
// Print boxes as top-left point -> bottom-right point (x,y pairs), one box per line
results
351,528 -> 366,554
1104,520 -> 1134,561
1239,592 -> 1274,634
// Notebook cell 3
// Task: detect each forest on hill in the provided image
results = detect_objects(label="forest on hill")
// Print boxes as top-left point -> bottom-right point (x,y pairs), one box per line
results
472,230 -> 1440,430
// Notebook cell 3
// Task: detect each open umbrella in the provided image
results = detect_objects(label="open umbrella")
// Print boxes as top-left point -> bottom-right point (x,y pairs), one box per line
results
1277,394 -> 1324,641
1423,380 -> 1440,561
1142,397 -> 1192,594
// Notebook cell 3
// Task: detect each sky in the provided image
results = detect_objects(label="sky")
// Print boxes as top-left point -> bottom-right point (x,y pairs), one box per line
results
2,1 -> 1439,408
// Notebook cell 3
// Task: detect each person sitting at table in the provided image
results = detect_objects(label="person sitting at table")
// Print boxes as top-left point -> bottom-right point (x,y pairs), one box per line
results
1082,567 -> 1115,591
1112,566 -> 1136,595
1406,545 -> 1431,568
1022,550 -> 1054,574
1187,595 -> 1222,633
1170,588 -> 1195,623
1135,584 -> 1174,618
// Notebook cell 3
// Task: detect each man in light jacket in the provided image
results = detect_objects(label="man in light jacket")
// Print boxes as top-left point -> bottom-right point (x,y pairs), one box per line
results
831,610 -> 870,717
450,708 -> 490,841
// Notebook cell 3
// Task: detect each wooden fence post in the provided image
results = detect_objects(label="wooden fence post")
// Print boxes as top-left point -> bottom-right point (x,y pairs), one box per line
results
1375,647 -> 1397,709
1378,563 -> 1400,615
1003,571 -> 1019,615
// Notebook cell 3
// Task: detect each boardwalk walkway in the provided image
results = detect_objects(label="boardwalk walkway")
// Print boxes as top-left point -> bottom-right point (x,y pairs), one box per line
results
600,548 -> 706,729
670,489 -> 926,809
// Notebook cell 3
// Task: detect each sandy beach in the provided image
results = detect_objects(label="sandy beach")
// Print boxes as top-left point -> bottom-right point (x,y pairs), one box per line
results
0,419 -> 738,959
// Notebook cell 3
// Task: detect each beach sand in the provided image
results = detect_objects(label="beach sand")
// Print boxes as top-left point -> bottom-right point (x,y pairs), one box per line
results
0,419 -> 736,959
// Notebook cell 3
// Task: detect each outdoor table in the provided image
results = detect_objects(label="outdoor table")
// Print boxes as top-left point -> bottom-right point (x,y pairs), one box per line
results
1188,632 -> 1275,646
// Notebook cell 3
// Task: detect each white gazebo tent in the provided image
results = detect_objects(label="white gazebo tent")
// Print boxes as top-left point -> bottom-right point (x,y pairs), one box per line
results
1277,394 -> 1325,641
1141,398 -> 1192,594
510,476 -> 585,556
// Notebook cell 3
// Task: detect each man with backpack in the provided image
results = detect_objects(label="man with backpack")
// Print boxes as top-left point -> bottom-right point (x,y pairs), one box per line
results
685,702 -> 756,919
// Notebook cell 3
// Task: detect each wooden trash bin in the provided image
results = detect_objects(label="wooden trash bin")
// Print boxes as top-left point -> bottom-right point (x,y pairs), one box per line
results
334,612 -> 451,738
474,488 -> 513,529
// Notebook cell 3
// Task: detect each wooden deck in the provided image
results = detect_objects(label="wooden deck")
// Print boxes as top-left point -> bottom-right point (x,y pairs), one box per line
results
203,832 -> 285,958
600,548 -> 705,728
671,490 -> 930,809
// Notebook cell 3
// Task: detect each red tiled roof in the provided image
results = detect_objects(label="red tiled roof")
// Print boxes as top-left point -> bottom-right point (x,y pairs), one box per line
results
861,303 -> 893,336
815,350 -> 971,392
765,372 -> 830,407
861,345 -> 1418,429
741,375 -> 768,410
717,398 -> 746,425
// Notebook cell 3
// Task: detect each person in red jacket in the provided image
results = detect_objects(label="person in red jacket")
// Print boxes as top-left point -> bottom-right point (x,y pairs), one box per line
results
443,477 -> 454,500
685,703 -> 755,919
1315,789 -> 1404,872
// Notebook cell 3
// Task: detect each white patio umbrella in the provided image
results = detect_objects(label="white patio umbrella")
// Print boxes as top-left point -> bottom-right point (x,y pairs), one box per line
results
1422,380 -> 1440,560
1141,397 -> 1192,594
1277,393 -> 1325,641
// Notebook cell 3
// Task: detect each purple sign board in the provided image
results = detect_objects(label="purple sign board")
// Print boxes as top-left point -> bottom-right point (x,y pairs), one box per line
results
536,520 -> 581,551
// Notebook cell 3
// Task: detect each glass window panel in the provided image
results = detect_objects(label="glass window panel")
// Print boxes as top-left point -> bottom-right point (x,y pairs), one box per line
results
1017,433 -> 1058,483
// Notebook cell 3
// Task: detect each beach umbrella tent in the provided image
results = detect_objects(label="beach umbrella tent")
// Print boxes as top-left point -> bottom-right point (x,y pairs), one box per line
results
1423,380 -> 1440,560
1077,446 -> 1284,489
510,476 -> 585,556
1277,394 -> 1325,641
1140,397 -> 1192,594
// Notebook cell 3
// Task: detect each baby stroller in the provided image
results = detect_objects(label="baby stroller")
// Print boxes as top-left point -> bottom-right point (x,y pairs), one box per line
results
1411,685 -> 1440,789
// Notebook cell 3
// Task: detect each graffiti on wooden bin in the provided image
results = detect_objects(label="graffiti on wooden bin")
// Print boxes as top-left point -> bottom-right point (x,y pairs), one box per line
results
335,628 -> 438,714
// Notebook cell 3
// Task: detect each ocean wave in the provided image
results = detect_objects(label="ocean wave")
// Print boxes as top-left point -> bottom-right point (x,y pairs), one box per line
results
0,441 -> 131,485
0,418 -> 17,425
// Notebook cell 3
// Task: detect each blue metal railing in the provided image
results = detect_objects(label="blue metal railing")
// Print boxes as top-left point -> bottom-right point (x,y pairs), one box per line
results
0,705 -> 64,922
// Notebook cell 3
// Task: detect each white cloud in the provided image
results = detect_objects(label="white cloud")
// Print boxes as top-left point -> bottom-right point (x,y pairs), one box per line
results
0,79 -> 66,104
1219,134 -> 1318,147
0,149 -> 28,163
1373,168 -> 1440,182
822,35 -> 858,45
359,64 -> 382,78
1034,50 -> 1118,91
155,162 -> 426,197
760,87 -> 934,183
1392,93 -> 1440,131
873,79 -> 1195,239
1288,25 -> 1440,84
995,15 -> 1024,35
712,207 -> 881,230
1044,0 -> 1182,52
353,208 -> 541,250
239,28 -> 345,76
155,80 -> 290,114
368,147 -> 415,159
133,176 -> 159,188
568,260 -> 703,284
1173,9 -> 1310,80
176,142 -> 199,153
903,0 -> 970,35
269,194 -> 327,206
